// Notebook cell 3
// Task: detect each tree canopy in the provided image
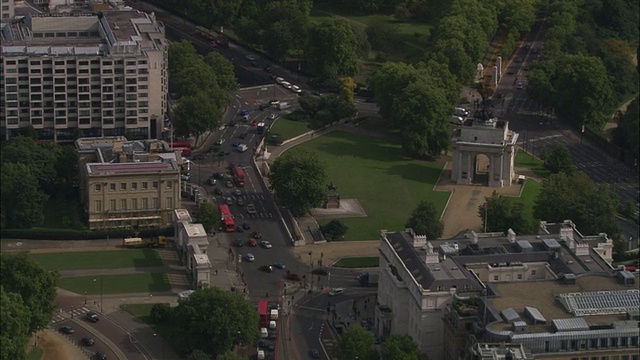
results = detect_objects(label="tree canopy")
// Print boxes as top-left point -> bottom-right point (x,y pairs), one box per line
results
479,192 -> 533,234
170,287 -> 259,356
269,149 -> 328,216
320,220 -> 349,241
405,200 -> 444,240
542,144 -> 575,175
194,202 -> 219,234
381,334 -> 422,360
0,253 -> 58,335
304,19 -> 361,83
334,325 -> 378,360
0,286 -> 31,360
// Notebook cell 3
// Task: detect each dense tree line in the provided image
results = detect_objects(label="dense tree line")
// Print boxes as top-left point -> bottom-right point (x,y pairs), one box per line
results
168,41 -> 236,145
1,253 -> 59,360
334,325 -> 426,360
1,137 -> 79,229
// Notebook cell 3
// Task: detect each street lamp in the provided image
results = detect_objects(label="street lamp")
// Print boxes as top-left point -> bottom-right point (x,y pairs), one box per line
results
93,278 -> 103,313
308,251 -> 313,290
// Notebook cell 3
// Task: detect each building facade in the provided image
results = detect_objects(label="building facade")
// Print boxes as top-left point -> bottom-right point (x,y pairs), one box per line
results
1,0 -> 14,20
0,9 -> 168,141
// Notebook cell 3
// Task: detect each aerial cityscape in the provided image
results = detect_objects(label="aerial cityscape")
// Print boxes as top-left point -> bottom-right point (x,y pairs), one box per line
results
1,0 -> 638,360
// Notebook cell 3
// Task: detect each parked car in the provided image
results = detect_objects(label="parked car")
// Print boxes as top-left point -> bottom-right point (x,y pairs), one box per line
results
516,81 -> 525,89
328,288 -> 344,297
215,138 -> 225,145
281,81 -> 292,89
225,180 -> 234,188
261,241 -> 273,249
233,239 -> 244,247
260,265 -> 274,273
214,187 -> 223,195
86,312 -> 99,322
80,337 -> 95,346
291,85 -> 301,93
245,55 -> 256,61
273,262 -> 286,270
59,326 -> 74,334
242,222 -> 251,230
207,178 -> 217,186
244,253 -> 255,262
237,198 -> 245,206
95,352 -> 107,360
251,231 -> 263,239
248,238 -> 258,247
311,349 -> 320,359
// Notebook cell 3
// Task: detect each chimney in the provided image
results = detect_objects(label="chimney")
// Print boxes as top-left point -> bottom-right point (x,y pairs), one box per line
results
507,228 -> 516,243
560,226 -> 575,250
413,233 -> 427,248
471,231 -> 478,244
425,241 -> 440,264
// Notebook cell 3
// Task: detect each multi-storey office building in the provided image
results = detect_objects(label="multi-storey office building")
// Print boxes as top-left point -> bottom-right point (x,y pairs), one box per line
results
0,9 -> 168,141
1,0 -> 14,20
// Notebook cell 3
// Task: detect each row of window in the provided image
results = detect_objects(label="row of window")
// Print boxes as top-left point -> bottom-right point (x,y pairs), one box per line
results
94,197 -> 174,212
4,59 -> 148,66
97,180 -> 175,192
4,117 -> 152,126
3,76 -> 151,85
570,356 -> 638,360
3,67 -> 146,75
559,336 -> 638,351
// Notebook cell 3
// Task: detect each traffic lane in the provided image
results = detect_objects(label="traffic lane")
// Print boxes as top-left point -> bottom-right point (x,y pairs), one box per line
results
291,307 -> 328,360
56,320 -> 117,360
90,315 -> 152,360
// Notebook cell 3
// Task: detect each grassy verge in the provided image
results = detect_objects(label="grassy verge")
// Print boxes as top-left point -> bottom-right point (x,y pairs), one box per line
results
30,249 -> 163,271
57,273 -> 171,294
27,347 -> 44,360
514,149 -> 550,179
506,179 -> 542,221
268,117 -> 312,142
292,130 -> 449,240
333,257 -> 379,268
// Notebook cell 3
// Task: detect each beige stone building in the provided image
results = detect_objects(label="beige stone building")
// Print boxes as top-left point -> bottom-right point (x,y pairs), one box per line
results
0,7 -> 168,141
1,0 -> 14,20
76,136 -> 182,230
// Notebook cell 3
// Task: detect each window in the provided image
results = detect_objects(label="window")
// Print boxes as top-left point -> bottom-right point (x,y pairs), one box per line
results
120,183 -> 126,190
131,182 -> 137,190
610,338 -> 618,347
517,274 -> 523,280
153,197 -> 159,208
531,270 -> 537,276
120,199 -> 127,210
110,183 -> 116,191
493,275 -> 499,281
95,184 -> 101,191
94,200 -> 102,212
621,337 -> 627,347
132,198 -> 137,210
600,338 -> 608,348
152,181 -> 158,189
166,197 -> 172,208
590,338 -> 598,349
142,182 -> 148,190
110,199 -> 116,211
560,340 -> 567,350
142,198 -> 148,209
166,181 -> 172,189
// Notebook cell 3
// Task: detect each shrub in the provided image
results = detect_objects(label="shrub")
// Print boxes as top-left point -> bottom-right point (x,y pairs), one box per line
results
150,303 -> 173,324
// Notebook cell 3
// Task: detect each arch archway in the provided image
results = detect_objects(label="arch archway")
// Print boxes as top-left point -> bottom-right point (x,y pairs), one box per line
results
474,154 -> 490,186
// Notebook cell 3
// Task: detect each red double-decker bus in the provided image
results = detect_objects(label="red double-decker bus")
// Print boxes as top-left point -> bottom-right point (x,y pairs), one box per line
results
233,165 -> 246,187
219,204 -> 235,232
258,299 -> 269,328
168,142 -> 192,157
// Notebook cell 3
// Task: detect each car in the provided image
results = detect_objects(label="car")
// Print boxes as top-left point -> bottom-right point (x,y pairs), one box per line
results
261,241 -> 272,249
207,178 -> 217,186
311,91 -> 323,97
231,141 -> 241,147
237,198 -> 244,206
95,352 -> 107,360
311,349 -> 320,358
259,265 -> 274,273
328,288 -> 344,297
286,272 -> 303,281
251,231 -> 262,239
59,326 -> 75,334
80,337 -> 95,346
232,239 -> 244,247
234,189 -> 242,196
245,55 -> 256,61
251,120 -> 259,127
86,312 -> 99,322
269,113 -> 278,120
248,238 -> 258,247
267,342 -> 275,351
225,197 -> 233,205
312,268 -> 328,276
269,99 -> 280,106
191,154 -> 206,161
259,103 -> 270,110
242,222 -> 251,230
524,43 -> 531,50
215,138 -> 225,145
281,81 -> 292,89
214,187 -> 223,195
236,226 -> 244,233
225,180 -> 234,188
246,203 -> 257,214
213,172 -> 225,179
273,262 -> 286,270
244,253 -> 255,262
516,81 -> 524,89
274,77 -> 284,85
291,85 -> 301,93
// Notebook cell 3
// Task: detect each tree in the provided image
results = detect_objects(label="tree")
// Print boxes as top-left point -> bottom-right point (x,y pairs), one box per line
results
0,162 -> 47,229
0,286 -> 30,360
215,350 -> 247,360
382,334 -> 421,360
320,220 -> 349,241
187,349 -> 214,360
366,16 -> 400,51
334,325 -> 377,360
171,287 -> 259,356
194,202 -> 219,234
0,253 -> 58,334
544,144 -> 575,174
150,303 -> 172,324
612,97 -> 639,160
304,19 -> 360,83
171,93 -> 223,147
405,200 -> 444,240
478,192 -> 533,234
168,40 -> 199,76
1,136 -> 58,192
203,52 -> 238,94
269,150 -> 328,216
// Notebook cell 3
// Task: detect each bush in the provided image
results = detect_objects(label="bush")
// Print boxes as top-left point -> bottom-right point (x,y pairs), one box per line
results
320,220 -> 348,241
150,303 -> 173,324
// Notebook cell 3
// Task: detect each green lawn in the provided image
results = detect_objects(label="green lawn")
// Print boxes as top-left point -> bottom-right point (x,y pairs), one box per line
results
333,257 -> 379,268
506,179 -> 542,221
30,249 -> 163,271
268,117 -> 312,142
291,130 -> 450,240
122,303 -> 177,354
514,149 -> 550,179
57,273 -> 171,294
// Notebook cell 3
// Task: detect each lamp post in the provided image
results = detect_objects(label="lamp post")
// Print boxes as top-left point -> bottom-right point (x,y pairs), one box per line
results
308,251 -> 313,290
93,278 -> 103,313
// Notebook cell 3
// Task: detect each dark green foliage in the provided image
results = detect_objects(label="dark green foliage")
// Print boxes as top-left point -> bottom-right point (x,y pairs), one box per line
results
612,97 -> 639,160
544,144 -> 575,174
194,202 -> 219,234
0,253 -> 59,334
187,349 -> 212,360
304,19 -> 361,83
334,325 -> 378,360
215,350 -> 247,360
320,220 -> 349,241
150,303 -> 173,324
0,286 -> 30,360
479,192 -> 533,234
170,287 -> 260,356
406,200 -> 444,240
269,150 -> 329,216
381,334 -> 421,360
0,162 -> 47,229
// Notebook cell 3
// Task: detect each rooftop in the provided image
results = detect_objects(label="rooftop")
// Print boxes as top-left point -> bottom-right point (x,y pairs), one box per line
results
86,161 -> 178,175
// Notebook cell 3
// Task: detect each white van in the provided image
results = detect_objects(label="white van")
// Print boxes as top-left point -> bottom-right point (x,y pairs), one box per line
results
275,77 -> 284,84
270,309 -> 279,320
237,144 -> 248,152
281,81 -> 292,89
269,320 -> 277,330
260,327 -> 268,338
450,116 -> 464,125
257,350 -> 265,360
454,107 -> 469,117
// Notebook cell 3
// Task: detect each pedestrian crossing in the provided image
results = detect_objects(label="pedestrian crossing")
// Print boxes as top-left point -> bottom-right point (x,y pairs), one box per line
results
50,306 -> 92,325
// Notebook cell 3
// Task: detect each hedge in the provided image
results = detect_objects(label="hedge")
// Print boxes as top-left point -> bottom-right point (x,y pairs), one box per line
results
0,227 -> 174,241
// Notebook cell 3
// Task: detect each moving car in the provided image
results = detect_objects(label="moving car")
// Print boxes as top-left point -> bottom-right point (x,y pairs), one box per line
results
274,77 -> 284,84
312,268 -> 328,276
273,262 -> 286,270
260,241 -> 272,249
86,312 -> 99,323
80,337 -> 95,346
244,253 -> 255,262
328,288 -> 344,297
246,203 -> 257,214
291,85 -> 301,93
248,238 -> 258,247
259,265 -> 274,273
516,81 -> 524,89
207,178 -> 217,186
245,55 -> 256,61
269,113 -> 278,120
59,326 -> 74,334
95,352 -> 107,360
251,231 -> 263,239
215,138 -> 225,145
311,349 -> 320,358
281,81 -> 292,89
286,272 -> 303,281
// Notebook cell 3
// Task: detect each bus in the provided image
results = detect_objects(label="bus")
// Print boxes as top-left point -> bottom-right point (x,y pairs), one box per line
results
168,142 -> 192,157
258,299 -> 269,328
219,204 -> 235,232
233,165 -> 246,187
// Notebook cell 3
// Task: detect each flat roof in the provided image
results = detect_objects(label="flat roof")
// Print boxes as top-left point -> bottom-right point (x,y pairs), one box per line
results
87,161 -> 177,175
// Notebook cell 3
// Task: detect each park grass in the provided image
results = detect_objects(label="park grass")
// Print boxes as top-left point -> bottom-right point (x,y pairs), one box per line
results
514,149 -> 550,180
30,249 -> 163,271
333,257 -> 379,268
122,303 -> 176,353
291,130 -> 450,240
268,117 -> 312,142
57,273 -> 171,294
27,347 -> 44,360
506,179 -> 542,222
